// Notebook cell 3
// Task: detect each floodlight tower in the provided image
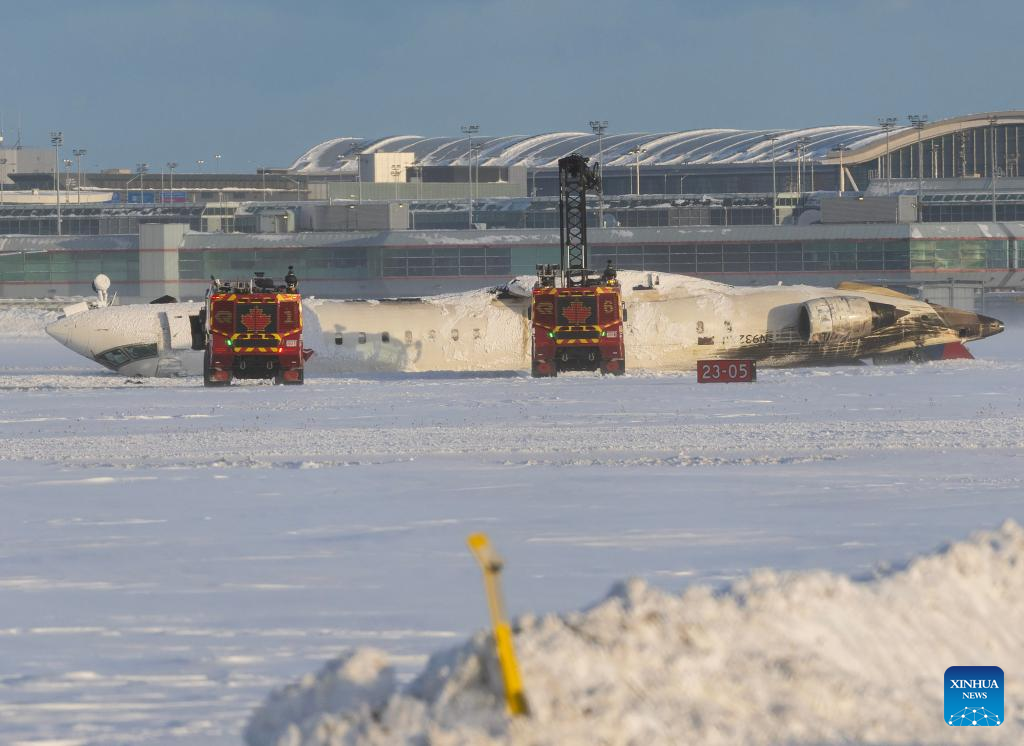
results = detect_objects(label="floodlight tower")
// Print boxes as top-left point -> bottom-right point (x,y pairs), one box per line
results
50,131 -> 63,235
765,132 -> 778,223
627,145 -> 646,195
877,117 -> 898,194
460,124 -> 479,227
73,148 -> 87,203
990,115 -> 999,222
63,159 -> 73,212
136,162 -> 149,203
390,163 -> 402,200
589,120 -> 608,227
831,144 -> 851,195
908,114 -> 928,221
796,136 -> 811,195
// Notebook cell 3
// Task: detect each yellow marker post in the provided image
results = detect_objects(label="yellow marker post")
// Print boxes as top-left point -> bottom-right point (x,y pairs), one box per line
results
467,533 -> 530,717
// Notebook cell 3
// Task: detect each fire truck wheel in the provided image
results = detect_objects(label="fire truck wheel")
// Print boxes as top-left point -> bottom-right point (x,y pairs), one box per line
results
275,370 -> 304,385
203,350 -> 230,387
601,360 -> 626,376
531,362 -> 556,378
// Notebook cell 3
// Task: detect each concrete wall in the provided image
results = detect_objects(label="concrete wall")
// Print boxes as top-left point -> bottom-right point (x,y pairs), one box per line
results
318,180 -> 527,201
0,148 -> 52,184
297,203 -> 408,231
139,223 -> 187,299
820,196 -> 917,224
359,152 -> 416,183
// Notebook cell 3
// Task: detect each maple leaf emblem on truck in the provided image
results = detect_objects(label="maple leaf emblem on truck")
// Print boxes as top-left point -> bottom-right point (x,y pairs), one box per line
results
561,301 -> 592,324
240,307 -> 272,332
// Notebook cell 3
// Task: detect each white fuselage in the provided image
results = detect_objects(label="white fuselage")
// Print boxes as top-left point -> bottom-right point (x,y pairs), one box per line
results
45,272 -> 992,377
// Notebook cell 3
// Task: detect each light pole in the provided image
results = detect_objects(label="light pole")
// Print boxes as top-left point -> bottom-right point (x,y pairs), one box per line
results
795,136 -> 810,195
0,157 -> 6,205
390,163 -> 402,200
992,166 -> 1001,223
878,117 -> 897,193
989,115 -> 999,222
280,174 -> 302,202
136,163 -> 149,203
461,124 -> 479,228
167,162 -> 178,199
214,153 -> 222,172
470,143 -> 482,202
50,131 -> 63,235
763,134 -> 779,225
589,120 -> 608,227
831,144 -> 850,195
63,159 -> 73,210
908,114 -> 928,221
628,146 -> 646,195
412,160 -> 423,200
73,148 -> 86,204
357,154 -> 363,202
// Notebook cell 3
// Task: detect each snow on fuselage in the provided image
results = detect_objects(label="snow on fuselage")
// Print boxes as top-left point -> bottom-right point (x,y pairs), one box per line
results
46,301 -> 204,377
45,271 -> 1003,376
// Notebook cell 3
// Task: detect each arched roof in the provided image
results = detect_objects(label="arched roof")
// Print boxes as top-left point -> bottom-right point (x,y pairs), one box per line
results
287,112 -> 1024,174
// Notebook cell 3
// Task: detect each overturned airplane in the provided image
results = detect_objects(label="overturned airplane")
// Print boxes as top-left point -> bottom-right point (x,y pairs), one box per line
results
45,271 -> 1004,378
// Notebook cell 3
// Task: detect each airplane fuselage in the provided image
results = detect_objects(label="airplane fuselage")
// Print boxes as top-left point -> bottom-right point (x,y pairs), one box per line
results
45,273 -> 1004,377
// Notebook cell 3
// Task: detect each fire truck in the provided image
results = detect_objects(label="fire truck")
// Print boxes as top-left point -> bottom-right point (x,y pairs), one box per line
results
197,268 -> 309,386
530,154 -> 625,377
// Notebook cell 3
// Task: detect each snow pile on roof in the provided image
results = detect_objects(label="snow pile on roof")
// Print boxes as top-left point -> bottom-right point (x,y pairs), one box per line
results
0,307 -> 60,338
245,520 -> 1024,746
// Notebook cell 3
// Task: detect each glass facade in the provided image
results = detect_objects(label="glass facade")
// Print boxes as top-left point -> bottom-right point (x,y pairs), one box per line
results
0,208 -> 203,236
0,248 -> 138,284
179,247 -> 369,281
0,236 -> 1015,293
381,245 -> 558,277
591,240 -> 917,274
908,240 -> 1009,269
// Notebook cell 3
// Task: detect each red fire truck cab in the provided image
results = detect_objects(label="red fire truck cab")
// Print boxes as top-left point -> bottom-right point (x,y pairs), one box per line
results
530,280 -> 625,377
200,270 -> 309,386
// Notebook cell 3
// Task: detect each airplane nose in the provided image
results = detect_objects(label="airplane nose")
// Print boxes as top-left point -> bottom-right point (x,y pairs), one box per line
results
45,316 -> 91,356
45,317 -> 73,346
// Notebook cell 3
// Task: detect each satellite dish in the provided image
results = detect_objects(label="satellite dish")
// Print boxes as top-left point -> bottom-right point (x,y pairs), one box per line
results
92,274 -> 111,293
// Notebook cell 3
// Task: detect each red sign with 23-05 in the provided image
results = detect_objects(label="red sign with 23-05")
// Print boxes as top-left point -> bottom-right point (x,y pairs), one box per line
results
697,359 -> 756,383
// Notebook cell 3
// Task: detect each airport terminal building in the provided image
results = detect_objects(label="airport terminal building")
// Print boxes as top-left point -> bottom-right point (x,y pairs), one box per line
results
2,111 -> 1024,309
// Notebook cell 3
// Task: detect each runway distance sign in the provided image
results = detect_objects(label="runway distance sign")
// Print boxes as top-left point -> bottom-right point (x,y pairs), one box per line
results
697,359 -> 757,383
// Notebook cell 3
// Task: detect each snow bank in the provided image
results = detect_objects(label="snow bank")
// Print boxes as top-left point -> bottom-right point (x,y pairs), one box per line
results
246,520 -> 1024,745
0,306 -> 60,338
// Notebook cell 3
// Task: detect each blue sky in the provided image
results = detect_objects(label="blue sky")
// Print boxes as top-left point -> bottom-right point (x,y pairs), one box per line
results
1,0 -> 1021,172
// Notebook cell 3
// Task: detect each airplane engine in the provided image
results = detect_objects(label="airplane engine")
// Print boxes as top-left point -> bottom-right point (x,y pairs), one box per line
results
798,296 -> 903,345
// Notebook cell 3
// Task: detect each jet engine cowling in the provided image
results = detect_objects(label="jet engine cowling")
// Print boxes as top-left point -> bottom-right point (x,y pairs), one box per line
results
798,296 -> 904,345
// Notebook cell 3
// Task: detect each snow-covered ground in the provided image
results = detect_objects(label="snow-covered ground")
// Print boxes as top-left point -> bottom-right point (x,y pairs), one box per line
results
0,307 -> 1022,745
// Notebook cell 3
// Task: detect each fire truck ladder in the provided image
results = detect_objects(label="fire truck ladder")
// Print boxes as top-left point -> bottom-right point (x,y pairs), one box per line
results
558,154 -> 600,288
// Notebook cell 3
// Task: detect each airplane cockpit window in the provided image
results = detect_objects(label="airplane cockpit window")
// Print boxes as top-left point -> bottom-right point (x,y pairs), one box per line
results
94,344 -> 158,370
95,348 -> 131,369
124,344 -> 158,361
